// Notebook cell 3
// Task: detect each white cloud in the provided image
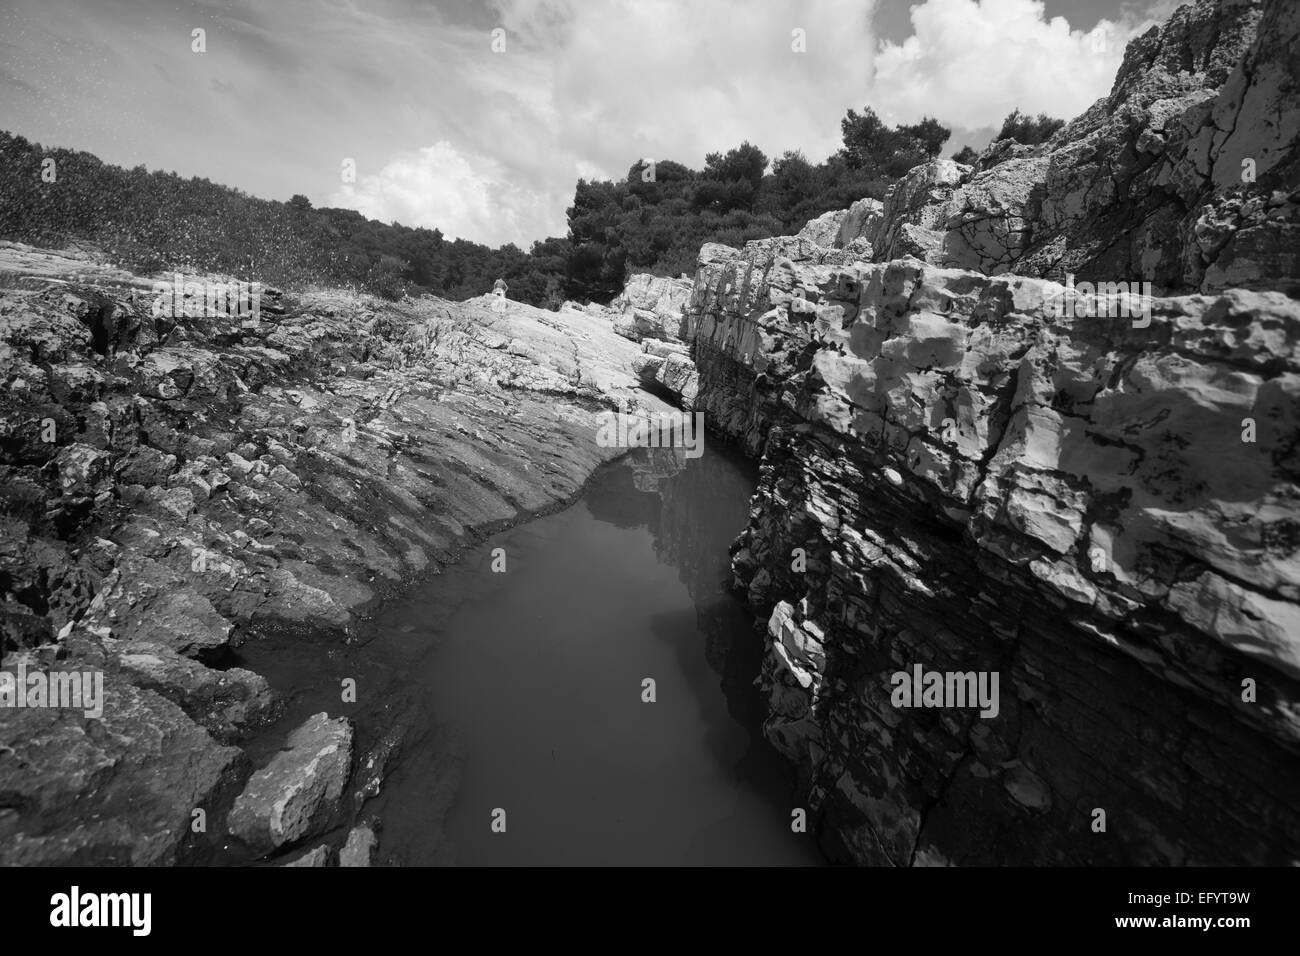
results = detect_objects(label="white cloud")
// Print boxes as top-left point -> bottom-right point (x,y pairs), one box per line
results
325,0 -> 883,242
305,0 -> 1173,244
492,0 -> 879,173
327,142 -> 557,247
10,0 -> 1186,248
870,0 -> 1154,131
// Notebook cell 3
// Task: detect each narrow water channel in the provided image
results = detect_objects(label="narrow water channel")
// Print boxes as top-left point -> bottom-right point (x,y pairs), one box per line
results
368,444 -> 822,866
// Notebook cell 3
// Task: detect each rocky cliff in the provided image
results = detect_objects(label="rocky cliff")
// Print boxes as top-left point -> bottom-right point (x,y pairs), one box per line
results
866,0 -> 1298,296
608,273 -> 694,342
583,273 -> 702,406
0,241 -> 673,864
683,0 -> 1300,864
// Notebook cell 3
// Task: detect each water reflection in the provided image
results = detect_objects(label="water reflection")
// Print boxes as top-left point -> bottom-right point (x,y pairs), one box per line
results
370,446 -> 821,866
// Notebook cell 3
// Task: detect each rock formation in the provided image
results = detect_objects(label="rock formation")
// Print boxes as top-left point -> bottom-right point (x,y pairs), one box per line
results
1,0 -> 1295,871
609,273 -> 693,342
227,712 -> 353,852
799,197 -> 883,258
0,240 -> 675,864
595,272 -> 703,407
868,0 -> 1298,297
682,0 -> 1300,865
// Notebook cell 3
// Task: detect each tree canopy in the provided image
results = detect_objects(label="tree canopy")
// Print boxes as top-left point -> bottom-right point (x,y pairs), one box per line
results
996,109 -> 1065,146
0,105 -> 968,306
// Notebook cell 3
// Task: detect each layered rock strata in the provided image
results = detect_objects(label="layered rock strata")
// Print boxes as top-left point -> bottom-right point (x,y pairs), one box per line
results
687,236 -> 1300,865
680,0 -> 1300,865
0,240 -> 672,864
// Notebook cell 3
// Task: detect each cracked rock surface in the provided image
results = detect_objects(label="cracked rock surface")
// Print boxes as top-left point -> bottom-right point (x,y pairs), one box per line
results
0,241 -> 672,864
869,0 -> 1299,297
684,0 -> 1300,861
685,237 -> 1300,864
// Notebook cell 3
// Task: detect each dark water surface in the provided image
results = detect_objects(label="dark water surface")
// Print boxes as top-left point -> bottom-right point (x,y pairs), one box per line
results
369,444 -> 820,866
234,444 -> 820,866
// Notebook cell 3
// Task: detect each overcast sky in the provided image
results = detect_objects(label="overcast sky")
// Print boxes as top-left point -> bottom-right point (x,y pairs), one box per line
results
0,0 -> 1178,247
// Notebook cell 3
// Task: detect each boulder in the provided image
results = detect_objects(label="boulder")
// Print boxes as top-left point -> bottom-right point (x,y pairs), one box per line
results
282,845 -> 335,867
227,713 -> 353,853
338,824 -> 377,867
797,209 -> 848,247
609,274 -> 693,341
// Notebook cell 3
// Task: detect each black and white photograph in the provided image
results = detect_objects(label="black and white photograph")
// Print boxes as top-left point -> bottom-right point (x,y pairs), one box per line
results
0,0 -> 1296,934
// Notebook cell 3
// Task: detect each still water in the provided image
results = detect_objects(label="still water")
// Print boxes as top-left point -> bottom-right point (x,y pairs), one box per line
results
360,445 -> 821,866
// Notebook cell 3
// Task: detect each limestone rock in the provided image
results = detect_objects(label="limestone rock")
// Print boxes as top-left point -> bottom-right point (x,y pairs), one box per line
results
797,209 -> 848,247
0,665 -> 244,865
685,242 -> 1300,866
609,273 -> 692,341
866,0 -> 1298,296
227,713 -> 353,853
0,239 -> 681,864
836,198 -> 884,252
116,644 -> 278,743
632,353 -> 665,385
655,353 -> 700,409
338,824 -> 378,867
282,844 -> 335,867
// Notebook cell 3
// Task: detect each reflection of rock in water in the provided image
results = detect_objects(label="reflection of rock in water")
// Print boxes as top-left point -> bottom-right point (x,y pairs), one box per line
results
631,446 -> 688,491
584,444 -> 770,728
653,446 -> 750,596
585,447 -> 688,529
651,443 -> 769,728
583,452 -> 664,530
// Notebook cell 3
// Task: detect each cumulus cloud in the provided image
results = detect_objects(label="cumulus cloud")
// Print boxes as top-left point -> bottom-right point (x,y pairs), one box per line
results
870,0 -> 1159,131
327,142 -> 557,247
345,0 -> 1165,244
327,0 -> 885,242
5,0 -> 1183,248
489,0 -> 879,168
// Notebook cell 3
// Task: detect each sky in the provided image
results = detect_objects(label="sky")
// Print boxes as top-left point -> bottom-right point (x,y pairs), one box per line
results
0,0 -> 1181,247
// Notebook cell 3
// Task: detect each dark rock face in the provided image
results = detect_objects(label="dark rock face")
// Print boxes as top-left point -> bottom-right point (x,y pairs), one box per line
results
870,0 -> 1299,297
680,0 -> 1300,864
674,0 -> 1300,865
0,242 -> 671,864
0,648 -> 244,865
686,241 -> 1300,864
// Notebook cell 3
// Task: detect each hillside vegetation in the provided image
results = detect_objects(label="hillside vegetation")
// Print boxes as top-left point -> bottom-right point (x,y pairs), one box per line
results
0,108 -> 1040,305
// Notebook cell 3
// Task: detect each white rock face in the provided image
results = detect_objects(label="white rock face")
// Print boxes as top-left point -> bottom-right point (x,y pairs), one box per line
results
797,209 -> 848,248
794,199 -> 884,255
862,0 -> 1297,296
610,273 -> 693,341
633,340 -> 698,408
872,160 -> 971,264
339,824 -> 377,866
684,228 -> 1300,866
836,198 -> 884,249
227,713 -> 353,852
